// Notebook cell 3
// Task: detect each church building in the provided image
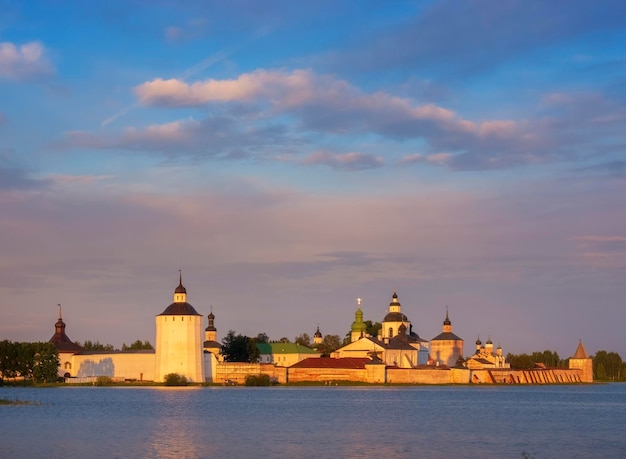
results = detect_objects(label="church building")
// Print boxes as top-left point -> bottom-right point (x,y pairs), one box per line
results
334,292 -> 429,367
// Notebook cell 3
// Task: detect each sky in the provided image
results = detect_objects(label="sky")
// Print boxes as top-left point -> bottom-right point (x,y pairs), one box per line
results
1,0 -> 625,359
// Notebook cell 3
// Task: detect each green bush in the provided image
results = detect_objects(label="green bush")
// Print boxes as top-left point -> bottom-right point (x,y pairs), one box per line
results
94,376 -> 113,386
245,374 -> 271,386
164,373 -> 188,386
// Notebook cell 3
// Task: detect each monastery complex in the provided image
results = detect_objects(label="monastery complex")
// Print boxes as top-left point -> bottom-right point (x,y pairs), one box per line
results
49,275 -> 593,385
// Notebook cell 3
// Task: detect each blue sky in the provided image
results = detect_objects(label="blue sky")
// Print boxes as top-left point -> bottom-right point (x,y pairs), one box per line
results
1,0 -> 625,359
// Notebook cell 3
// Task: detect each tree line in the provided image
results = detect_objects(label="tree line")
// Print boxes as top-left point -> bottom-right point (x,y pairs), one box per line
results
0,340 -> 59,383
506,350 -> 567,369
220,330 -> 345,362
74,340 -> 153,351
593,350 -> 625,381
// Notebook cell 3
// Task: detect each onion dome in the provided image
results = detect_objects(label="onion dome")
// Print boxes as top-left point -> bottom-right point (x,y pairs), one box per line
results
206,308 -> 216,331
314,325 -> 322,338
486,336 -> 493,345
351,305 -> 367,333
476,336 -> 482,346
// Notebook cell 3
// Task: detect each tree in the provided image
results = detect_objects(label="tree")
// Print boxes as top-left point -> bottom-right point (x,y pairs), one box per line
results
256,333 -> 269,344
278,337 -> 290,343
593,350 -> 624,381
294,333 -> 311,347
507,350 -> 566,370
122,340 -> 153,351
0,341 -> 58,383
164,373 -> 188,386
364,320 -> 382,338
221,330 -> 260,363
247,337 -> 261,363
75,340 -> 116,351
315,334 -> 342,357
0,340 -> 18,380
32,342 -> 60,383
323,334 -> 341,351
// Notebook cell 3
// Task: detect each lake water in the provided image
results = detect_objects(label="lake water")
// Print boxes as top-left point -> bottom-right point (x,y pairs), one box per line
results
1,384 -> 625,459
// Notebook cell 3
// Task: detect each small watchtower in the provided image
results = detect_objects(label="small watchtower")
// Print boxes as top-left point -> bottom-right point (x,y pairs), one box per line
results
569,340 -> 593,383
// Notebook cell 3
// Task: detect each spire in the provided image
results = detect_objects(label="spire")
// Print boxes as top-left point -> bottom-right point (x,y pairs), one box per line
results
55,304 -> 65,333
442,306 -> 452,333
175,269 -> 186,294
173,270 -> 187,302
572,339 -> 589,359
443,306 -> 451,326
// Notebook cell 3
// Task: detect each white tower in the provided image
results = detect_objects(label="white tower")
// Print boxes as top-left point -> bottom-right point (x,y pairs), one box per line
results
155,272 -> 204,382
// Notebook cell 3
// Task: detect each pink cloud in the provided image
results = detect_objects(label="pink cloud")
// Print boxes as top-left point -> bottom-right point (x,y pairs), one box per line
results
426,153 -> 453,166
51,174 -> 115,185
301,151 -> 384,171
399,153 -> 425,164
134,69 -> 473,132
0,41 -> 54,80
478,120 -> 518,138
571,236 -> 626,243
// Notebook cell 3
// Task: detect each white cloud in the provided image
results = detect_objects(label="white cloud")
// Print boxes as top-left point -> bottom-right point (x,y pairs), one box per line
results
0,41 -> 54,80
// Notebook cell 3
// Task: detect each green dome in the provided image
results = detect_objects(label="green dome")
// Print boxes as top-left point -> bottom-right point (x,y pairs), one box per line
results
351,307 -> 367,332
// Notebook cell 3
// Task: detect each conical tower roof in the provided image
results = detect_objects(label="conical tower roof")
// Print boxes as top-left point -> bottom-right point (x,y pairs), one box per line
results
572,340 -> 589,359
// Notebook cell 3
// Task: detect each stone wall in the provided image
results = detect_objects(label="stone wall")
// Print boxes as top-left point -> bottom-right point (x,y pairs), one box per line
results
214,362 -> 287,384
387,367 -> 458,384
72,352 -> 156,381
286,366 -> 367,383
470,368 -> 584,384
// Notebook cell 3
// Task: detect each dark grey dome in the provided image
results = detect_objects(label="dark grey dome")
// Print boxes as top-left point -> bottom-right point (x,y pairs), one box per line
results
160,302 -> 200,316
384,312 -> 408,322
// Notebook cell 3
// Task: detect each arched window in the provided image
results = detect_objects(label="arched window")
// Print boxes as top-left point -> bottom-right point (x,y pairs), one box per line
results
64,361 -> 72,370
389,327 -> 393,338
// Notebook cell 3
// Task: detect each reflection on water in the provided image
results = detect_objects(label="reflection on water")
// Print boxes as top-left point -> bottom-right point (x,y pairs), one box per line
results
146,387 -> 208,459
1,384 -> 625,458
